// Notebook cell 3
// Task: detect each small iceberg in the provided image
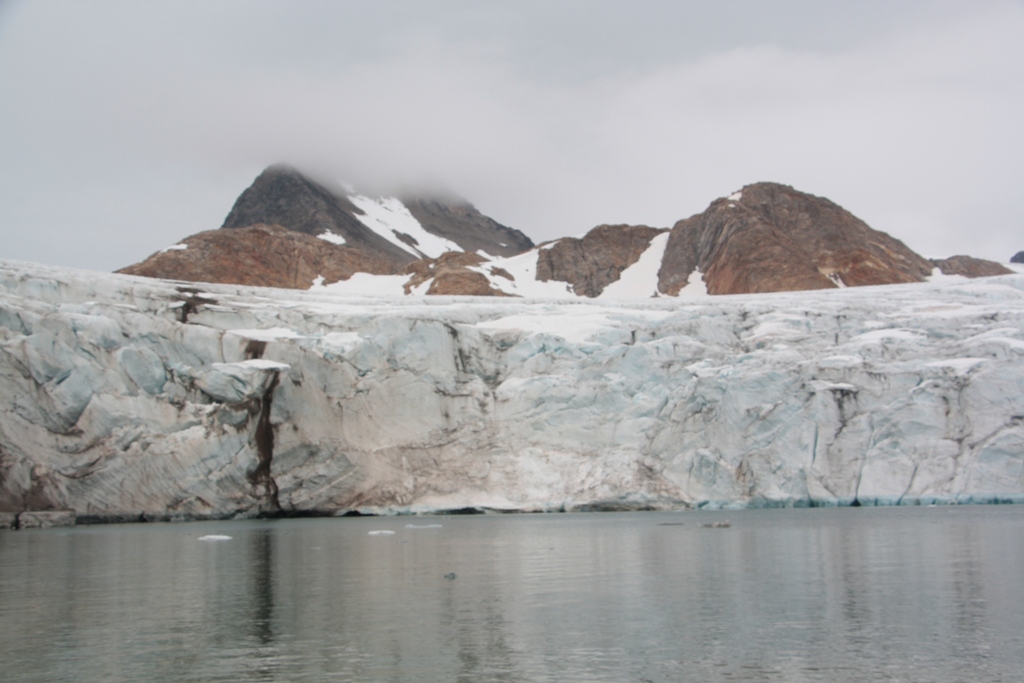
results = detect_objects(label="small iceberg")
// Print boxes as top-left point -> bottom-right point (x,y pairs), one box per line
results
198,534 -> 232,541
405,524 -> 443,529
367,530 -> 396,536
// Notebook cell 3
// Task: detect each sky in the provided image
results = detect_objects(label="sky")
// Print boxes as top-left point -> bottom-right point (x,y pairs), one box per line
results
1,0 -> 1022,271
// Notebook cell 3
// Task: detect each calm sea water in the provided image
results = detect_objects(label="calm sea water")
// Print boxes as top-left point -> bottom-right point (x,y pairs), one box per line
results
1,507 -> 1023,683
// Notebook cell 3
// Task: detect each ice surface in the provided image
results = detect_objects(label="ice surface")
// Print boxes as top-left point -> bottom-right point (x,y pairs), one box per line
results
314,273 -> 410,296
229,327 -> 303,341
2,259 -> 1023,519
214,359 -> 291,371
925,357 -> 987,374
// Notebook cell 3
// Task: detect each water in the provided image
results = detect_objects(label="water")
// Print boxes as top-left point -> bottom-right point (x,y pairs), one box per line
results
2,506 -> 1023,682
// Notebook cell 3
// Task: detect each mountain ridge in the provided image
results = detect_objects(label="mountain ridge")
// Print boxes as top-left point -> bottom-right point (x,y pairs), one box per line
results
118,167 -> 1011,296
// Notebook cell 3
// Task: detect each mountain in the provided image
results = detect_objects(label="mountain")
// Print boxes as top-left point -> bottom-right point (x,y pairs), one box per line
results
380,182 -> 1010,298
3,259 -> 1023,519
119,164 -> 533,287
224,165 -> 533,260
658,182 -> 936,295
120,169 -> 1011,297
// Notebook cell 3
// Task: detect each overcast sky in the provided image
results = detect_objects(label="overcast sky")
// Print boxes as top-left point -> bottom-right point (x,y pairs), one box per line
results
1,0 -> 1022,271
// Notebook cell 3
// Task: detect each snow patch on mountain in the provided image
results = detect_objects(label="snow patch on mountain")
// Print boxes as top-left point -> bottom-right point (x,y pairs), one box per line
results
467,251 -> 578,298
676,268 -> 709,299
599,232 -> 670,300
311,272 -> 410,297
926,267 -> 969,283
317,231 -> 346,246
349,195 -> 462,259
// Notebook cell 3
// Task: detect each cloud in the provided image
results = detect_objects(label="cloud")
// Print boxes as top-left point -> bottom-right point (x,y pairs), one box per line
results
1,0 -> 1022,269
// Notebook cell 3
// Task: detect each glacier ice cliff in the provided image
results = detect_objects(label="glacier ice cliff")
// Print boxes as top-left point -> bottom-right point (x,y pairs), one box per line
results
1,259 -> 1023,520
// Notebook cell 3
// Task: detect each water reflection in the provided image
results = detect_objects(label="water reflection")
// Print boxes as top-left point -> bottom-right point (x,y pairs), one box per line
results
1,507 -> 1023,682
248,528 -> 276,677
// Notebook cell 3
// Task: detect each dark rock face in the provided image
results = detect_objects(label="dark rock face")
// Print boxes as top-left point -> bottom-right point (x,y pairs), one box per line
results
221,165 -> 533,263
930,255 -> 1012,278
222,165 -> 416,265
118,224 -> 401,289
1011,251 -> 1024,264
400,196 -> 534,258
536,224 -> 668,297
658,183 -> 934,295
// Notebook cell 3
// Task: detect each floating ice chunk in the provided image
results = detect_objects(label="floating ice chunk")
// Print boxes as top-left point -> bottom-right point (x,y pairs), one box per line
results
198,535 -> 232,541
317,231 -> 347,246
405,523 -> 443,529
368,530 -> 396,536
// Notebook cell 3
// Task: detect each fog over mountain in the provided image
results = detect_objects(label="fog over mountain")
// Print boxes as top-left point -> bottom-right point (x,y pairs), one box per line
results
0,1 -> 1022,270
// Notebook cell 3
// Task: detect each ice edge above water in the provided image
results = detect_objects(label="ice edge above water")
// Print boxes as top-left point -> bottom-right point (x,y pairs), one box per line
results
1,259 -> 1023,521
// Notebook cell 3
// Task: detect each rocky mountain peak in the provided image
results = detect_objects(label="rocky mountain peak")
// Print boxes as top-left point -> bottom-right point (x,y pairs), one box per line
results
222,164 -> 533,263
119,169 -> 1010,298
659,182 -> 935,296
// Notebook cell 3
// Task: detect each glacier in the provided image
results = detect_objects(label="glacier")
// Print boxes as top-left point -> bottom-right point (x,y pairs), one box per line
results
1,258 -> 1023,521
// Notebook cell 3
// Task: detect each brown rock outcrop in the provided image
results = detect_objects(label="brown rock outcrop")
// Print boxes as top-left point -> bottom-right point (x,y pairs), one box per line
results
403,252 -> 513,296
536,224 -> 668,297
118,224 -> 401,289
658,183 -> 934,296
929,255 -> 1012,278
